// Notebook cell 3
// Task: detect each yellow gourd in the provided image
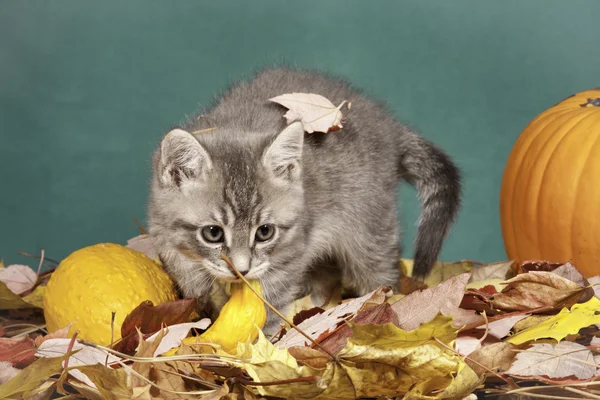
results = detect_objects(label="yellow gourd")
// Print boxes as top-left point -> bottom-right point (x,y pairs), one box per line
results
500,90 -> 600,277
43,243 -> 178,345
172,279 -> 267,354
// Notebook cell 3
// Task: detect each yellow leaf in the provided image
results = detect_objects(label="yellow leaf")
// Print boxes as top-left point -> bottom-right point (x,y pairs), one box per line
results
0,281 -> 40,310
507,296 -> 600,344
400,259 -> 477,287
241,315 -> 478,399
0,355 -> 64,398
439,364 -> 483,399
22,284 -> 45,308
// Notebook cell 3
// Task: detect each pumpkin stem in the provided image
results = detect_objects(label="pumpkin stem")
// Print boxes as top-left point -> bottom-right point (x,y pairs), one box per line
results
580,98 -> 600,107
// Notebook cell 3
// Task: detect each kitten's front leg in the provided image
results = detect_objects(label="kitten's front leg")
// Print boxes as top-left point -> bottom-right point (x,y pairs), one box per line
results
159,250 -> 217,315
259,274 -> 304,335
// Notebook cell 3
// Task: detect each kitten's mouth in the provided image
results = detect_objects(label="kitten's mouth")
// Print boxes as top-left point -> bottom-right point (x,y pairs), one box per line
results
215,276 -> 242,283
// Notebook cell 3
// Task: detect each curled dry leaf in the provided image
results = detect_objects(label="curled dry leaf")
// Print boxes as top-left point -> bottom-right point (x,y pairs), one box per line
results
490,271 -> 586,312
126,234 -> 158,260
0,264 -> 37,295
317,302 -> 399,355
35,338 -> 123,389
587,275 -> 600,299
455,335 -> 482,357
145,319 -> 211,356
0,361 -> 20,384
275,287 -> 388,349
474,314 -> 529,339
466,342 -> 520,376
469,260 -> 513,283
391,272 -> 482,330
506,342 -> 596,380
269,93 -> 348,134
34,323 -> 73,347
115,298 -> 198,355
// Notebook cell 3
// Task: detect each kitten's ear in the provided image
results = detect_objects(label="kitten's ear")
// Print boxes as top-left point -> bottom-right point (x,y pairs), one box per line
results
262,121 -> 304,182
157,129 -> 212,187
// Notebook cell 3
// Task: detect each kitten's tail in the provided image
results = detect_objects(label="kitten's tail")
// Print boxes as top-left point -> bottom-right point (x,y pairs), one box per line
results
398,131 -> 461,279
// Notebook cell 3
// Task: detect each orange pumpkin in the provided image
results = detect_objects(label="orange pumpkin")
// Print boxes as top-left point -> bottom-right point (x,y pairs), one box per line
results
500,89 -> 600,278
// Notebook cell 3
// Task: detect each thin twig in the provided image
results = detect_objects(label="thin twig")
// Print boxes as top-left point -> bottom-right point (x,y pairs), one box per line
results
191,127 -> 217,134
63,331 -> 79,370
105,311 -> 116,367
35,249 -> 45,279
131,217 -> 147,235
18,250 -> 59,265
242,376 -> 319,387
564,387 -> 600,399
220,254 -> 337,360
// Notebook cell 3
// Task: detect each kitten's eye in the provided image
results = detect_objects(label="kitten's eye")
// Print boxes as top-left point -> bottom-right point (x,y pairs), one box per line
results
255,224 -> 275,242
201,226 -> 225,243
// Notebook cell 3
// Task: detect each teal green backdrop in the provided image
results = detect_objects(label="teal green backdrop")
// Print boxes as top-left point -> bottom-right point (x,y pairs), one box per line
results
1,1 -> 599,267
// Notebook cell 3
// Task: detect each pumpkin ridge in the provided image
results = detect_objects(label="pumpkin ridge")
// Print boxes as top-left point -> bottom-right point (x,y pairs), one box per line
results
568,113 -> 600,268
536,111 -> 600,261
502,108 -> 577,258
511,109 -> 584,260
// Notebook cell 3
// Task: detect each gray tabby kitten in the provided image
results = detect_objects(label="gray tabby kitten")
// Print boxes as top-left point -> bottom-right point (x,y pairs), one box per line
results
148,67 -> 461,331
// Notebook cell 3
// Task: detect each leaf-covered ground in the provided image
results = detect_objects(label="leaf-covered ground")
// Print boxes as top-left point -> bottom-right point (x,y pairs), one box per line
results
2,244 -> 600,399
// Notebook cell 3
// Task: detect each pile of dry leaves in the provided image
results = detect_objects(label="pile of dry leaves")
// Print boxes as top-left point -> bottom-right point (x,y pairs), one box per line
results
1,244 -> 600,399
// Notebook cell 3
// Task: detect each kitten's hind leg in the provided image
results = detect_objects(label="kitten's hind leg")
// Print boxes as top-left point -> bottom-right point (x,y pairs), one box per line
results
340,241 -> 401,297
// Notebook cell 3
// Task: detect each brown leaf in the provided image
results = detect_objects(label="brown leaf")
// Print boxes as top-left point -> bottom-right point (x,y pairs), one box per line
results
490,271 -> 586,312
292,307 -> 324,326
519,260 -> 563,273
34,323 -> 72,347
0,336 -> 36,368
148,363 -> 192,399
391,272 -> 472,330
506,342 -> 596,380
114,298 -> 198,354
466,342 -> 521,376
74,364 -> 132,400
460,289 -> 496,314
287,346 -> 330,369
469,260 -> 513,283
317,302 -> 399,355
398,274 -> 428,295
132,329 -> 164,388
276,287 -> 388,349
201,382 -> 232,400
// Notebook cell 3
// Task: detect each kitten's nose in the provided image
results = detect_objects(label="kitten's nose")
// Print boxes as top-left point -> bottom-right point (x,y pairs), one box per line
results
229,252 -> 251,276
